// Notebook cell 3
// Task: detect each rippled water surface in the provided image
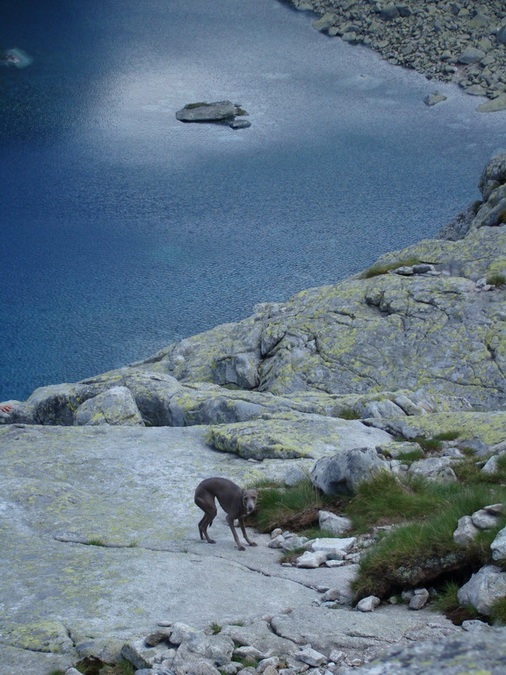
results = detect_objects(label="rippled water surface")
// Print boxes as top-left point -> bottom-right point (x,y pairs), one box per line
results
1,0 -> 505,400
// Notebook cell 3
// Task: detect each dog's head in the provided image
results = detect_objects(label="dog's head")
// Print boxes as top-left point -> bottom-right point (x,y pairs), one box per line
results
242,488 -> 258,515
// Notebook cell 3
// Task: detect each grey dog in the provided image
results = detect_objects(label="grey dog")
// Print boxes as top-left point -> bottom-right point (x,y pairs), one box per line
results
194,477 -> 258,550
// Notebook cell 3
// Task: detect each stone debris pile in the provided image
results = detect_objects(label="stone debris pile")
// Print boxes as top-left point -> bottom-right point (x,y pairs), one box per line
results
291,0 -> 506,108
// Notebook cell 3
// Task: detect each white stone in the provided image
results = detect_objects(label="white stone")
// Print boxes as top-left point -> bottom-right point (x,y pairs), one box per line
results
318,510 -> 352,535
257,656 -> 280,673
471,509 -> 500,530
409,588 -> 430,610
457,565 -> 506,615
297,646 -> 327,667
324,559 -> 346,568
282,535 -> 309,551
170,623 -> 200,645
310,537 -> 356,556
356,595 -> 381,612
409,457 -> 457,482
491,526 -> 506,561
296,551 -> 328,568
453,515 -> 480,546
328,650 -> 345,664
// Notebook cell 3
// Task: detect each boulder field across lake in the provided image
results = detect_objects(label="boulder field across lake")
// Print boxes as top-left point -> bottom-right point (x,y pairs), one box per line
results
1,154 -> 506,674
290,0 -> 506,110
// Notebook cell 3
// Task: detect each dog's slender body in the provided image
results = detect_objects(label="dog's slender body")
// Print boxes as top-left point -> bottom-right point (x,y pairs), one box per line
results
194,477 -> 258,550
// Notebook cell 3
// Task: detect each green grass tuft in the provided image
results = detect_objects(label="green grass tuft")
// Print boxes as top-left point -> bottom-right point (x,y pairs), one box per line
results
184,102 -> 209,109
395,448 -> 425,463
490,596 -> 506,625
487,273 -> 506,287
351,478 -> 506,599
253,478 -> 330,533
359,257 -> 421,279
338,407 -> 362,420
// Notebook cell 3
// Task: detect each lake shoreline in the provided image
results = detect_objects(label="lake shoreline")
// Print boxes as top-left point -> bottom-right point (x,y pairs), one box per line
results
285,0 -> 506,109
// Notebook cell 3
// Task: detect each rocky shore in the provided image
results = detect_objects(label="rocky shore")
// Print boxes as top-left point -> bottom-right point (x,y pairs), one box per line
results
286,0 -> 506,109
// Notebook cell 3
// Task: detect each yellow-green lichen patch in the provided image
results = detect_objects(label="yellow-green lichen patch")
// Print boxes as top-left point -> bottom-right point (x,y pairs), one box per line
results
2,620 -> 74,654
375,411 -> 506,447
205,412 -> 391,461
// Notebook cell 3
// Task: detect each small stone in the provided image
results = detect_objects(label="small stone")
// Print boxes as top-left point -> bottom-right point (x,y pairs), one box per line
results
257,657 -> 280,673
379,5 -> 400,21
458,47 -> 485,64
234,646 -> 265,662
484,504 -> 504,515
497,25 -> 506,46
329,650 -> 345,664
471,509 -> 500,530
270,528 -> 283,539
462,619 -> 493,632
229,119 -> 251,130
424,93 -> 447,106
310,537 -> 356,555
394,266 -> 415,275
356,595 -> 381,612
324,559 -> 346,567
261,667 -> 278,675
409,588 -> 430,610
491,527 -> 506,561
170,623 -> 199,645
454,515 -> 480,546
145,629 -> 173,647
296,551 -> 328,568
318,510 -> 352,535
312,13 -> 338,33
297,646 -> 327,667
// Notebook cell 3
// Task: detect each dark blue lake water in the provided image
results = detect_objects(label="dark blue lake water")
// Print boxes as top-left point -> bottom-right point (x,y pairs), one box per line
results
1,0 -> 505,402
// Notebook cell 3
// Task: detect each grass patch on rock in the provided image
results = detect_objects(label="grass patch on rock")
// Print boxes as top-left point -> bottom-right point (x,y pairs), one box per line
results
351,477 -> 506,600
359,257 -> 421,279
487,273 -> 506,287
252,478 -> 335,533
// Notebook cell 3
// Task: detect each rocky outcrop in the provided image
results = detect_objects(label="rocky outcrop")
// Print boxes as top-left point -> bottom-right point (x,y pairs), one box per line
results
114,153 -> 506,411
288,0 -> 506,106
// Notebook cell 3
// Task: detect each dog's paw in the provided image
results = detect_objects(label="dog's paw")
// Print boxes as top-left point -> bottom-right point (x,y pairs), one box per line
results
249,542 -> 258,547
237,545 -> 246,551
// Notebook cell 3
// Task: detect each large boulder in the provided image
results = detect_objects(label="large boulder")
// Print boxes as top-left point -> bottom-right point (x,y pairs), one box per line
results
74,386 -> 144,426
457,565 -> 506,615
311,447 -> 390,495
206,415 -> 393,461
